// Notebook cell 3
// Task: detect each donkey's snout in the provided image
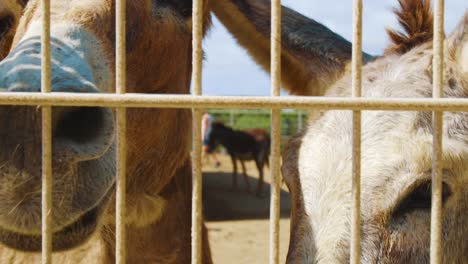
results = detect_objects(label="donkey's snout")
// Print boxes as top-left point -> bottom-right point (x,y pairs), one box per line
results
0,37 -> 114,164
0,103 -> 114,233
0,103 -> 114,169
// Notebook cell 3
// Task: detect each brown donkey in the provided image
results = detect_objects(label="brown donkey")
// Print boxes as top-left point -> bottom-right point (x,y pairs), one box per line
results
0,0 -> 212,263
213,0 -> 468,262
207,122 -> 270,196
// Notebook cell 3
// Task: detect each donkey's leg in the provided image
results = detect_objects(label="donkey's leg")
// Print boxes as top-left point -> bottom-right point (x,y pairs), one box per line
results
254,158 -> 265,197
230,154 -> 238,191
240,160 -> 251,193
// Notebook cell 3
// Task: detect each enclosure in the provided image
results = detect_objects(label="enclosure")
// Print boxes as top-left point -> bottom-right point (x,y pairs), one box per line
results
0,0 -> 465,263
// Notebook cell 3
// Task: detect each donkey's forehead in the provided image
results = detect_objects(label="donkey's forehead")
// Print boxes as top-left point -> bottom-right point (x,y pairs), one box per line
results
329,42 -> 468,101
153,0 -> 193,18
14,0 -> 203,48
313,40 -> 468,173
24,0 -> 195,20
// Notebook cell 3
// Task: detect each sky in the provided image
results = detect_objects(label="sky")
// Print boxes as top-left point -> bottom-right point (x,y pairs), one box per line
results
201,0 -> 467,96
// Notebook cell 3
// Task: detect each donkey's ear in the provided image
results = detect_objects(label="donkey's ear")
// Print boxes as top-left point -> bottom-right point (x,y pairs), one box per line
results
212,0 -> 374,95
448,12 -> 468,73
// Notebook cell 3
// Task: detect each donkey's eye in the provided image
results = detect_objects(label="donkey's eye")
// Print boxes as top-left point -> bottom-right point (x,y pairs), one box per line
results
391,180 -> 452,220
0,14 -> 14,39
18,0 -> 30,7
154,0 -> 192,18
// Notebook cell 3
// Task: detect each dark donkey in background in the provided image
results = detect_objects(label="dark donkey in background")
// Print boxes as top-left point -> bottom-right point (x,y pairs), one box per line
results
207,122 -> 270,197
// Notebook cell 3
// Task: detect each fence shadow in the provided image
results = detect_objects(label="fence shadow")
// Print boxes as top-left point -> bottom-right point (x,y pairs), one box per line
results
203,172 -> 291,221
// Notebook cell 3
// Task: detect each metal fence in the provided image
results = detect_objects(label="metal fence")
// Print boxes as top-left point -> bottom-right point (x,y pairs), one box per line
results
0,0 -> 458,263
208,109 -> 306,137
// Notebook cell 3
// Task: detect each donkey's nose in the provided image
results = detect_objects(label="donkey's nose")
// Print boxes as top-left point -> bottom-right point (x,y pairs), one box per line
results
0,66 -> 114,163
0,104 -> 114,172
52,106 -> 115,162
0,29 -> 115,168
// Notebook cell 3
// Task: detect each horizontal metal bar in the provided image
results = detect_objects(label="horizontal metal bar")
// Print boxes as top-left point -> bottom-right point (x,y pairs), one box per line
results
0,93 -> 467,111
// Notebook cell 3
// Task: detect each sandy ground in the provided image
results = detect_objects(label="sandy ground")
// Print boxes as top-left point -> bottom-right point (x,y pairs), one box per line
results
203,154 -> 291,263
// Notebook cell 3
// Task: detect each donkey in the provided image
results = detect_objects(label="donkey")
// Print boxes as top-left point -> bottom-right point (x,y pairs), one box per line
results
0,0 -> 26,60
0,0 -> 212,263
207,122 -> 270,196
213,0 -> 468,262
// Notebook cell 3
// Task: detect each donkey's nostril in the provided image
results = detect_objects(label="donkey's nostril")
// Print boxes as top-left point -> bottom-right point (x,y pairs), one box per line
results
391,180 -> 452,219
54,107 -> 106,143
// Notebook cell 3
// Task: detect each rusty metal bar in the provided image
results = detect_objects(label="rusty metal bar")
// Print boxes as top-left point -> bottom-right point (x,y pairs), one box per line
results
191,0 -> 204,262
115,0 -> 127,263
351,0 -> 363,263
269,109 -> 281,264
431,0 -> 445,263
191,109 -> 203,264
0,93 -> 467,111
41,0 -> 52,263
269,0 -> 281,262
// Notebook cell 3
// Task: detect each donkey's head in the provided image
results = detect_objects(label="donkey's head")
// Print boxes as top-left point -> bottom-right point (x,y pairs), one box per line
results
0,0 -> 211,252
206,121 -> 228,152
213,0 -> 468,262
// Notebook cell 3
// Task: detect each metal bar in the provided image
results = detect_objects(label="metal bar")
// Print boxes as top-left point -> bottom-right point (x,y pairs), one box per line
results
351,110 -> 361,263
191,0 -> 204,261
115,0 -> 127,263
229,110 -> 235,127
270,0 -> 281,98
0,93 -> 467,111
115,109 -> 127,264
269,109 -> 281,264
297,111 -> 303,130
41,0 -> 52,263
351,0 -> 363,263
431,0 -> 445,263
269,0 -> 281,262
191,109 -> 203,264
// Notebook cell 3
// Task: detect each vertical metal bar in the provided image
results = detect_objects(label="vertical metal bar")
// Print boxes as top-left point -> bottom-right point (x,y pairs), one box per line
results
431,0 -> 445,263
191,0 -> 204,262
191,109 -> 203,264
41,0 -> 52,263
297,110 -> 303,131
192,0 -> 203,97
351,0 -> 362,263
229,109 -> 235,127
270,0 -> 281,263
269,109 -> 281,264
115,0 -> 127,263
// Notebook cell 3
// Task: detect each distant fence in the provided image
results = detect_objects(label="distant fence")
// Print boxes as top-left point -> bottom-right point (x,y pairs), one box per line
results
208,109 -> 307,137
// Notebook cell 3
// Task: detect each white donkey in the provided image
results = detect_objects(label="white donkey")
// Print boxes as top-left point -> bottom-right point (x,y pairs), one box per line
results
213,0 -> 468,262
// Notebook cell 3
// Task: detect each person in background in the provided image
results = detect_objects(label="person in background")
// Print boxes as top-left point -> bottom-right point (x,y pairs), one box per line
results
201,112 -> 221,167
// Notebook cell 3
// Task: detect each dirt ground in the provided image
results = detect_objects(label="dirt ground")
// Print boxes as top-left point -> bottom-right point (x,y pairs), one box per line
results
203,154 -> 291,263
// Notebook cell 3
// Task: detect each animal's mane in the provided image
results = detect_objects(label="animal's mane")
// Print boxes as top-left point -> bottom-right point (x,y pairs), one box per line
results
385,0 -> 433,54
212,122 -> 233,132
